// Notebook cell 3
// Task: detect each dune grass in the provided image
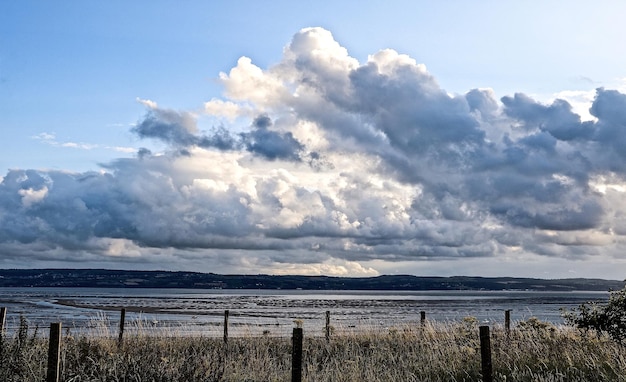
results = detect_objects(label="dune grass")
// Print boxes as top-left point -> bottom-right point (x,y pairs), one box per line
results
1,316 -> 626,381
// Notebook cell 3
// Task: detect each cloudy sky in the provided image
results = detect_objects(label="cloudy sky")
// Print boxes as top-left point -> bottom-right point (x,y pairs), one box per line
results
2,1 -> 626,279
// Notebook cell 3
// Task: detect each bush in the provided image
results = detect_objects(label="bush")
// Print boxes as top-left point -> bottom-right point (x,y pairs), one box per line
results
563,285 -> 626,342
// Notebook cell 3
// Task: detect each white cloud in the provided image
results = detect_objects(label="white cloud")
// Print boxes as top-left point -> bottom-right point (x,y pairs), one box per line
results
18,186 -> 48,207
32,132 -> 139,154
61,142 -> 98,150
203,98 -> 250,120
32,132 -> 56,141
263,258 -> 379,276
136,97 -> 158,109
219,57 -> 289,108
107,146 -> 137,153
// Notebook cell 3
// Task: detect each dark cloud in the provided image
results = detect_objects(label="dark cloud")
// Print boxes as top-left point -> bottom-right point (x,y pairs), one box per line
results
132,108 -> 199,147
133,108 -> 306,161
348,61 -> 485,155
137,147 -> 152,158
590,88 -> 626,161
502,93 -> 594,141
241,115 -> 304,161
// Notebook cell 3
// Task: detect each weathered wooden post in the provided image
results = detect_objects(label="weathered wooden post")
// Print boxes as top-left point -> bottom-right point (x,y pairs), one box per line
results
0,307 -> 6,334
224,309 -> 229,344
0,307 -> 6,356
420,311 -> 426,326
0,307 -> 6,340
505,310 -> 511,336
292,327 -> 303,382
118,308 -> 126,346
325,310 -> 330,342
46,322 -> 62,382
479,325 -> 493,382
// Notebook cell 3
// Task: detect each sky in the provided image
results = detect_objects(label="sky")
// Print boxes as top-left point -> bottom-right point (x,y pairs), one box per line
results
2,1 -> 626,279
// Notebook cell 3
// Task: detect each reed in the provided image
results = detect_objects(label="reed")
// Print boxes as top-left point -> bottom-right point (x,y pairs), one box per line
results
1,316 -> 625,381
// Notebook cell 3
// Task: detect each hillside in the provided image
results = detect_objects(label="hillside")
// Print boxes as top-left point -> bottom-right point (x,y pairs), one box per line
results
0,269 -> 622,291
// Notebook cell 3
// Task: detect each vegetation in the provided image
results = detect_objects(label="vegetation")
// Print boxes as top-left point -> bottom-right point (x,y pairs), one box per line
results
563,284 -> 626,342
2,316 -> 626,381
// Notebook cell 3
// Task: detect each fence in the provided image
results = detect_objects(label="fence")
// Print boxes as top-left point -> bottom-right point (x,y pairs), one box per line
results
0,307 -> 517,382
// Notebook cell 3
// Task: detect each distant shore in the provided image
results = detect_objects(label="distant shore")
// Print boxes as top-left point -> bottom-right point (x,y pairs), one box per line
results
0,268 -> 623,291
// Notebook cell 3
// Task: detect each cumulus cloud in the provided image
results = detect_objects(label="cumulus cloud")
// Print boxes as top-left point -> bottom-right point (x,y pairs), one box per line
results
4,27 -> 626,276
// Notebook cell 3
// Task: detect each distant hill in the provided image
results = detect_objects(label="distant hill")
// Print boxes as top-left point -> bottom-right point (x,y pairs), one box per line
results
0,269 -> 622,291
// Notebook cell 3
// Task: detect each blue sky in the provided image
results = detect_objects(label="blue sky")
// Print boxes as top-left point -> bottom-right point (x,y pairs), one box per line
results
2,1 -> 626,278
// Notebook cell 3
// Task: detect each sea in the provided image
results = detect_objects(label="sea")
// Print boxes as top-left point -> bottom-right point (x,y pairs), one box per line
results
0,288 -> 609,337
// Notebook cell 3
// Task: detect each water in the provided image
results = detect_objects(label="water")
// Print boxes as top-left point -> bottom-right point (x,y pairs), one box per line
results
0,288 -> 609,337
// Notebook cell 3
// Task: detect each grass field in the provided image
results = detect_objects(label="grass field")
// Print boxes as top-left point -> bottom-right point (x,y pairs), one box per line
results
1,316 -> 625,381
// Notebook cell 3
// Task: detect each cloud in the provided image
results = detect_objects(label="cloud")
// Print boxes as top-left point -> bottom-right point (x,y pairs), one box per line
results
5,27 -> 626,277
136,97 -> 158,109
501,93 -> 594,141
241,115 -> 304,161
32,132 -> 136,154
32,132 -> 84,148
204,98 -> 251,121
18,186 -> 48,208
132,104 -> 306,161
132,107 -> 199,147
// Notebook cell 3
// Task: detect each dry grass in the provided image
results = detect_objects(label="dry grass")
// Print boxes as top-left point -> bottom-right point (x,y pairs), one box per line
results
1,317 -> 626,381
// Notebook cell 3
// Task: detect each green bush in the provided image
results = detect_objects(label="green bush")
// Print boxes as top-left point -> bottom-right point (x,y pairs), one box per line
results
563,285 -> 626,342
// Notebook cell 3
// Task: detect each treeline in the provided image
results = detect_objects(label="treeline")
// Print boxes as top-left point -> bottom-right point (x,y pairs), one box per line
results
0,268 -> 622,291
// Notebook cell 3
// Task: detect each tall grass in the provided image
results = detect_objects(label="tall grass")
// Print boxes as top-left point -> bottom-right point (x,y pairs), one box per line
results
1,316 -> 626,381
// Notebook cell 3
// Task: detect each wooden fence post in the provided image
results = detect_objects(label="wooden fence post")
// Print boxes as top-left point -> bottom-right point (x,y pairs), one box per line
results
0,307 -> 6,336
420,311 -> 426,326
479,325 -> 493,382
224,310 -> 229,344
325,311 -> 330,342
0,307 -> 6,356
118,308 -> 126,346
46,322 -> 62,382
505,310 -> 511,336
292,327 -> 303,382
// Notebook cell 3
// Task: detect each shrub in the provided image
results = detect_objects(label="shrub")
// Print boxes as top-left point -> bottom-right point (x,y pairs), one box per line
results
563,285 -> 626,342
